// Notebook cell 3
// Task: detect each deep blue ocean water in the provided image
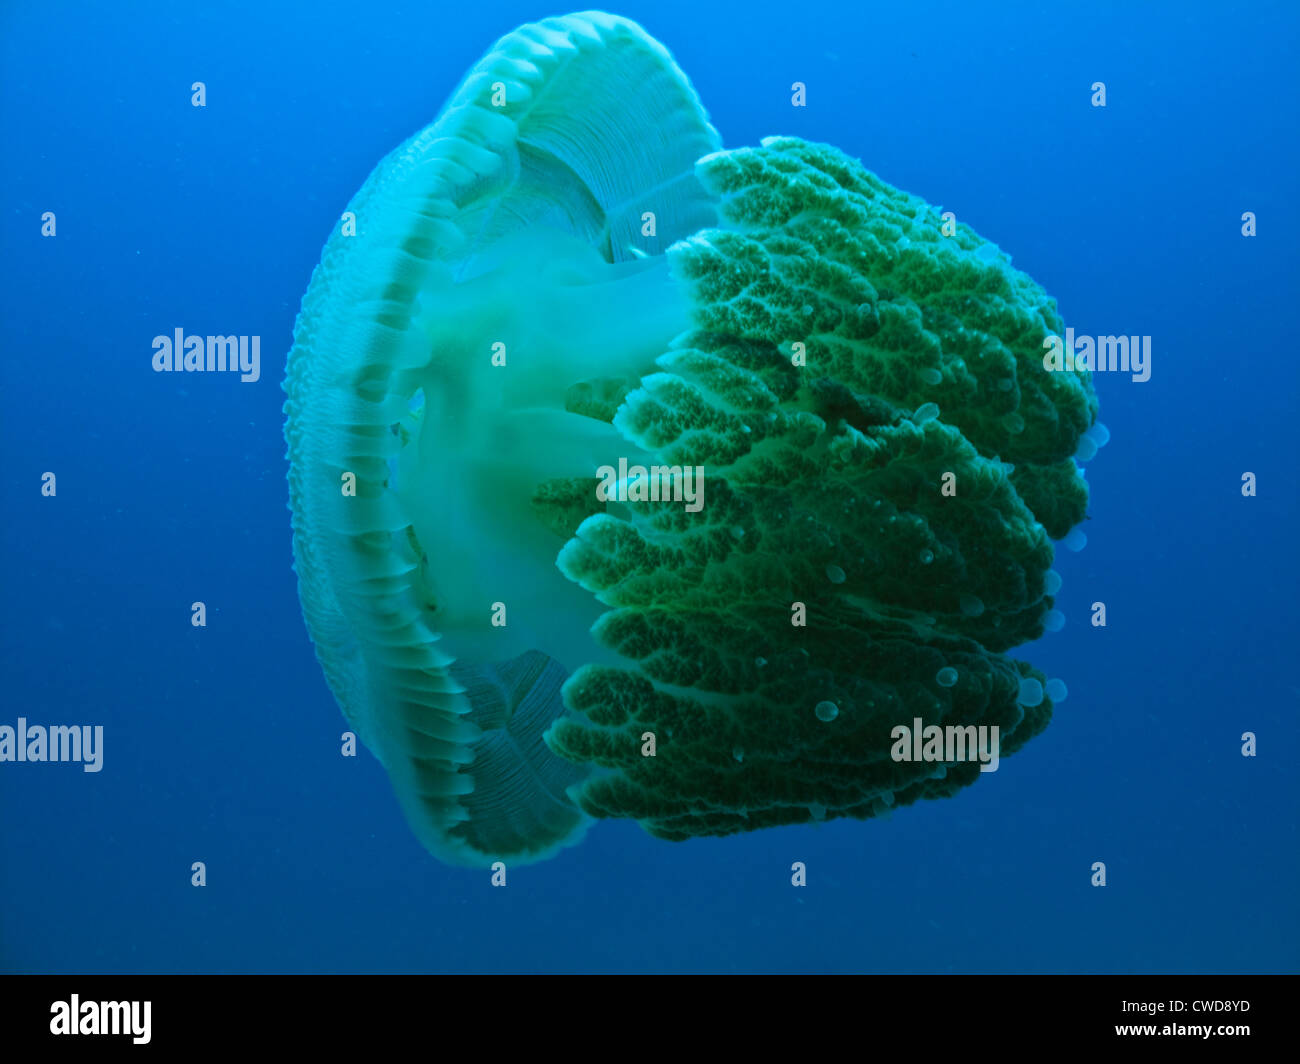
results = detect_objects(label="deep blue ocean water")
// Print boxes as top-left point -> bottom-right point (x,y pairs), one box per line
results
2,0 -> 1296,974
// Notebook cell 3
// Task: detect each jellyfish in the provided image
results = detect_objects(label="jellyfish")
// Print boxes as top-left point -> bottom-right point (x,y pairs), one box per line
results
284,11 -> 1097,864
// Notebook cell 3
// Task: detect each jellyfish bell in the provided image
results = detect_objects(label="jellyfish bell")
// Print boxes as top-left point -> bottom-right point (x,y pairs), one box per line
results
284,11 -> 720,866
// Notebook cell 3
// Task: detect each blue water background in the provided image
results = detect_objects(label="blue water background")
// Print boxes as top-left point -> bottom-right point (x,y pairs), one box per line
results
1,0 -> 1297,972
